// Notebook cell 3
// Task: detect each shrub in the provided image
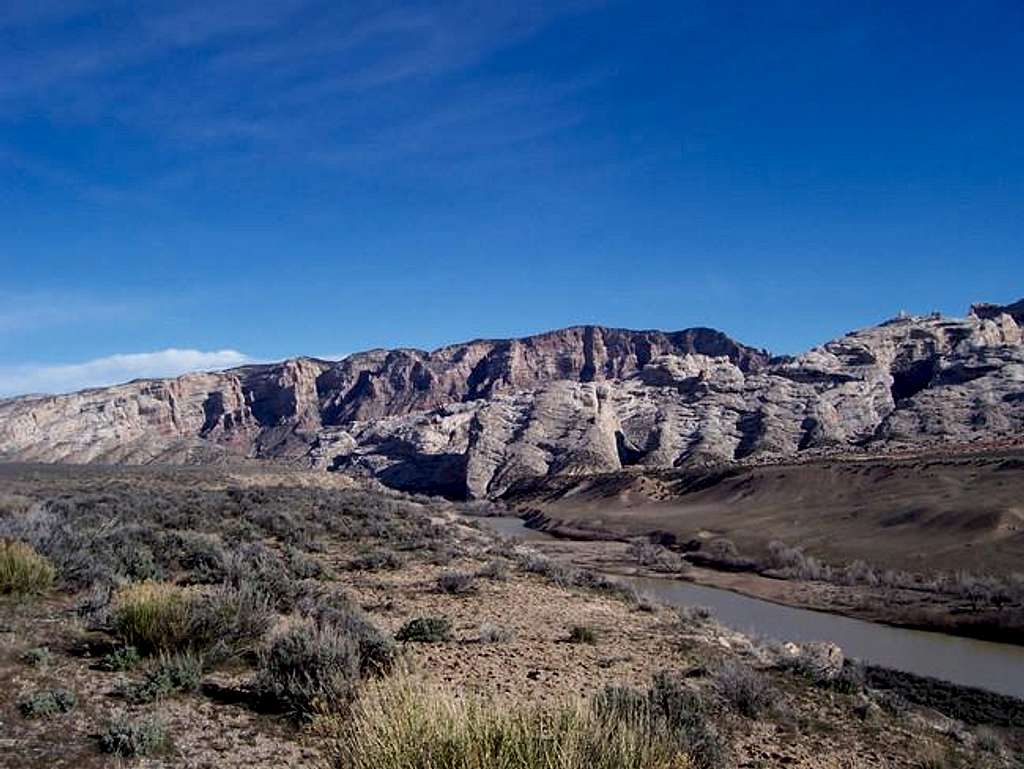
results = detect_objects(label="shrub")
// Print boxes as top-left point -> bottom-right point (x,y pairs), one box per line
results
478,623 -> 513,644
572,569 -> 640,603
688,537 -> 757,571
0,539 -> 56,596
352,625 -> 399,677
123,652 -> 203,702
187,582 -> 275,663
225,543 -> 302,611
111,538 -> 162,582
840,559 -> 879,587
302,592 -> 399,677
520,553 -> 640,603
975,726 -> 1004,754
476,559 -> 509,581
25,519 -> 166,589
100,645 -> 142,672
874,689 -> 910,717
913,748 -> 957,769
713,661 -> 777,717
632,591 -> 659,613
99,715 -> 171,757
111,581 -> 192,654
777,643 -> 849,690
19,646 -> 53,667
76,583 -> 114,628
628,542 -> 687,573
518,552 -> 574,586
594,673 -> 724,769
171,531 -> 229,584
332,675 -> 721,769
286,546 -> 325,579
437,571 -> 476,595
647,672 -> 724,768
706,538 -> 739,560
18,688 -> 77,718
766,540 -> 804,571
0,494 -> 33,515
347,548 -> 405,572
568,625 -> 599,645
255,621 -> 362,720
676,605 -> 713,624
395,616 -> 452,643
830,661 -> 866,694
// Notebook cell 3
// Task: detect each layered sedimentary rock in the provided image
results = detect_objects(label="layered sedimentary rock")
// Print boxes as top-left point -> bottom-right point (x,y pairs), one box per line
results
2,305 -> 1023,498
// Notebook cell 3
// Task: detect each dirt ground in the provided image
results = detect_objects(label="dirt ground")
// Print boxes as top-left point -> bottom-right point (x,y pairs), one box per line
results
4,542 -> 1016,769
1,462 -> 1021,769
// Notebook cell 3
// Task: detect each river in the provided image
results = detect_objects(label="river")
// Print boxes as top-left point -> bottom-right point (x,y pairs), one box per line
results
476,515 -> 1024,700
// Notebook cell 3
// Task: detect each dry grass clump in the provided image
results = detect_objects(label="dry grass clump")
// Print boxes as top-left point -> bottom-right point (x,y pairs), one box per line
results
568,624 -> 599,645
110,580 -> 275,660
595,673 -> 724,769
329,674 -> 720,769
111,581 -> 193,654
0,539 -> 56,596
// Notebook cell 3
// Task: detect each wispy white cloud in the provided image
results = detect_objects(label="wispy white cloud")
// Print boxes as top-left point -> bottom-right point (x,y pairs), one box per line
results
0,349 -> 253,397
0,1 -> 610,192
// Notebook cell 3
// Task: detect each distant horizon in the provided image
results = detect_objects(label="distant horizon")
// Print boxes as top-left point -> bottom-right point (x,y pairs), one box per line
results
1,290 -> 1017,398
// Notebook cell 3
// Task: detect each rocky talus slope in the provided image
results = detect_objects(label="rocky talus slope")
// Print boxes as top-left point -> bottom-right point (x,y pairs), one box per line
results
1,303 -> 1022,498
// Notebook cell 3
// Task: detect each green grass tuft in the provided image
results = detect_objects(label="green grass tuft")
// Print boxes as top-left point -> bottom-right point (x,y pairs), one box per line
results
99,715 -> 171,757
18,688 -> 77,719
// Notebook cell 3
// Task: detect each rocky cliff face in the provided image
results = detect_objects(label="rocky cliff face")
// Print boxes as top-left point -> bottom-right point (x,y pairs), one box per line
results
971,298 -> 1024,325
2,306 -> 1022,498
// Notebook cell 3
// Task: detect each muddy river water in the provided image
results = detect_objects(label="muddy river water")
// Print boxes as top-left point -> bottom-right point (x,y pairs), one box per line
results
477,516 -> 1024,700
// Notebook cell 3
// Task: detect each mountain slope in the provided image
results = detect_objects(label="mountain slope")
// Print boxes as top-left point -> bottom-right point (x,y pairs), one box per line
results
1,304 -> 1022,498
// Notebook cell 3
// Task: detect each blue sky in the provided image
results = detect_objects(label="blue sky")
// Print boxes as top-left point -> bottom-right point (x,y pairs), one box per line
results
1,1 -> 1022,395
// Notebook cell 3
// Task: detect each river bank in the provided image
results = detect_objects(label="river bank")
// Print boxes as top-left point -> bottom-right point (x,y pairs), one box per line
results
510,509 -> 1024,647
472,515 -> 1024,701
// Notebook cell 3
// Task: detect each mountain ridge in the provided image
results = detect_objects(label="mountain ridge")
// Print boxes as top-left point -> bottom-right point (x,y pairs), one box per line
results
1,302 -> 1022,498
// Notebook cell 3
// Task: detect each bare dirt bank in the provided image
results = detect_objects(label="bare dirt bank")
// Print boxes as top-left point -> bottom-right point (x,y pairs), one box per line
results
503,450 -> 1024,643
